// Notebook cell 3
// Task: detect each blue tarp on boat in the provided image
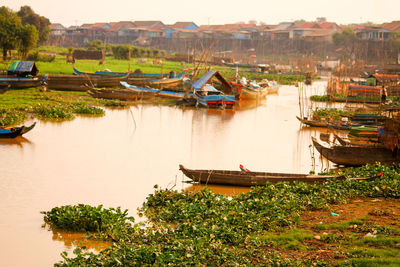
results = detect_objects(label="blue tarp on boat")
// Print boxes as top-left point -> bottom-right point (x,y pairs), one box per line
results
192,71 -> 217,91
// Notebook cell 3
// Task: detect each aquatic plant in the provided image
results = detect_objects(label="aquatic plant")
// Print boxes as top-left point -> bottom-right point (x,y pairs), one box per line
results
0,109 -> 27,126
69,102 -> 105,115
32,104 -> 74,119
313,108 -> 352,121
44,163 -> 400,266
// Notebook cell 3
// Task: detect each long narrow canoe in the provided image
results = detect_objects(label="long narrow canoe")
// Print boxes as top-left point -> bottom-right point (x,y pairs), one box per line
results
73,66 -> 170,78
120,82 -> 189,99
312,137 -> 400,166
296,116 -> 327,127
239,86 -> 267,100
0,127 -> 23,138
0,76 -> 42,89
2,122 -> 36,138
179,164 -> 344,186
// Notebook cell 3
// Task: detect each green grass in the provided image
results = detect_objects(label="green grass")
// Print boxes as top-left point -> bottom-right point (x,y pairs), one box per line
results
347,247 -> 400,258
345,257 -> 400,267
0,88 -> 119,125
1,46 -> 304,85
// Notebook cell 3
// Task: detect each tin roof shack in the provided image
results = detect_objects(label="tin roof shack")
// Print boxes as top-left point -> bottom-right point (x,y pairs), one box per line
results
50,23 -> 66,36
381,21 -> 400,32
8,61 -> 38,77
171,29 -> 197,39
367,74 -> 400,87
354,25 -> 392,41
166,22 -> 198,38
108,21 -> 136,37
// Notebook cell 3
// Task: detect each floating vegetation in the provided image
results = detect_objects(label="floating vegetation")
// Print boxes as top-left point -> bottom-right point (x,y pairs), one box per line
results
44,163 -> 400,266
0,108 -> 27,126
70,102 -> 105,115
32,104 -> 74,119
313,108 -> 352,121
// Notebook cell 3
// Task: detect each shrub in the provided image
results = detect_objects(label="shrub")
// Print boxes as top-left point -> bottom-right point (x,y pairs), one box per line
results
27,51 -> 56,62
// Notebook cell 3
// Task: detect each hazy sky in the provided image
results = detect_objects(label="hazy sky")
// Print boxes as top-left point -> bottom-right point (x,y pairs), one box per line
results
3,0 -> 399,27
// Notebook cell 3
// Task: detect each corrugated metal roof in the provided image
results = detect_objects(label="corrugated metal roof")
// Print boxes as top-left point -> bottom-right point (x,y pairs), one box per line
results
192,71 -> 217,90
8,61 -> 38,76
16,61 -> 36,72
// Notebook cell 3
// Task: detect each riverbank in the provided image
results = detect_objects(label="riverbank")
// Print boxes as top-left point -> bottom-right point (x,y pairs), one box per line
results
0,46 -> 310,126
42,163 -> 400,266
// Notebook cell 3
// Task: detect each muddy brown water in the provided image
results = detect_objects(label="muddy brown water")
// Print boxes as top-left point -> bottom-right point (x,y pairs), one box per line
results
0,81 -> 338,266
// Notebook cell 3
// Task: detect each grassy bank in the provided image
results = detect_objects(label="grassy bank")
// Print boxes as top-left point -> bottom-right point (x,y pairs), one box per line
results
2,46 -> 305,84
0,46 -> 306,125
0,88 -> 126,126
42,163 -> 400,266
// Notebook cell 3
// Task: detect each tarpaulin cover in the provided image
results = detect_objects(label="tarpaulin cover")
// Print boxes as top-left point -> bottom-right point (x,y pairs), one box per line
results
348,84 -> 382,93
7,61 -> 38,76
192,71 -> 217,91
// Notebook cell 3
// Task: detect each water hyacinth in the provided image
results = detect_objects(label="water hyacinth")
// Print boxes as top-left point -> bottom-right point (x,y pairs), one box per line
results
44,163 -> 400,266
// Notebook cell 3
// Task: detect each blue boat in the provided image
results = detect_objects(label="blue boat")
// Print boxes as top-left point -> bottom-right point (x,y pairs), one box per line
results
0,76 -> 43,89
0,122 -> 36,138
192,71 -> 236,108
120,81 -> 190,99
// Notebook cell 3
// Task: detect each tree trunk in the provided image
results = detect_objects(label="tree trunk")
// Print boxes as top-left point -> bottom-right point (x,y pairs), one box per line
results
2,49 -> 7,61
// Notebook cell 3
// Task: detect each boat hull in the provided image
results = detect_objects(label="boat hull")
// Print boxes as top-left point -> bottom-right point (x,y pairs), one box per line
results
312,137 -> 400,166
179,165 -> 340,187
239,86 -> 267,100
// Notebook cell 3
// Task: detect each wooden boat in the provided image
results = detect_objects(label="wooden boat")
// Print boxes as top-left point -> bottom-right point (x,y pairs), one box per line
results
258,80 -> 280,94
333,133 -> 379,147
2,122 -> 37,138
348,125 -> 379,138
0,127 -> 23,138
73,66 -> 185,89
0,76 -> 43,89
296,116 -> 327,127
88,87 -> 146,101
73,66 -> 170,78
239,85 -> 267,100
144,74 -> 185,89
42,74 -> 129,90
20,122 -> 36,135
194,89 -> 235,109
267,85 -> 280,94
312,137 -> 400,166
120,82 -> 189,99
192,71 -> 235,109
179,165 -> 348,186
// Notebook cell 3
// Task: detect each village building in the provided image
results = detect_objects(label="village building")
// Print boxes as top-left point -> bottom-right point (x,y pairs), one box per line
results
354,25 -> 392,41
49,23 -> 66,36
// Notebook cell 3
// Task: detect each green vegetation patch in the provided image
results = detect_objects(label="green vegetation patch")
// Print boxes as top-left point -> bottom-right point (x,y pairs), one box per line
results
0,88 -> 107,125
313,108 -> 352,121
44,163 -> 400,265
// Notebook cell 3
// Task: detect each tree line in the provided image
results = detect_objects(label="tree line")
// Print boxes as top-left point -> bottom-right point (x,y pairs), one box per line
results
0,6 -> 50,60
84,40 -> 166,59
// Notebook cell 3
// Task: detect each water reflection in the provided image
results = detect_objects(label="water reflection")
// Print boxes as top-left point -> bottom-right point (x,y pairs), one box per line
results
0,136 -> 33,147
236,99 -> 267,110
47,226 -> 111,251
0,81 -> 342,266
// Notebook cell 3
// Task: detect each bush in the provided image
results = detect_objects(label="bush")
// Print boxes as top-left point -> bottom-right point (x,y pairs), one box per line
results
27,51 -> 56,62
111,45 -> 131,60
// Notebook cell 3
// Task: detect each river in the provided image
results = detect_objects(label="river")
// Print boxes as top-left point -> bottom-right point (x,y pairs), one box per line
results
0,81 -> 332,266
